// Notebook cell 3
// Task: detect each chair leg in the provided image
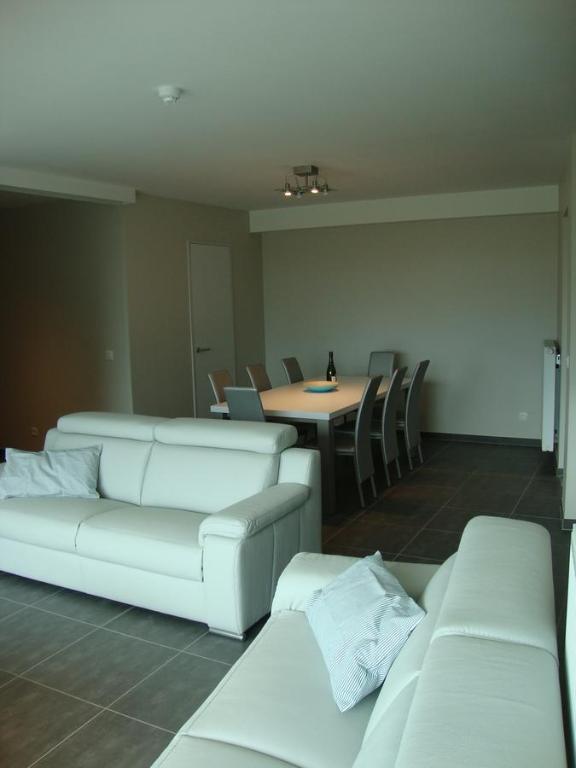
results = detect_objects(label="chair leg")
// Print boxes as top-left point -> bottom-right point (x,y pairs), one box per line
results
417,444 -> 424,464
384,463 -> 391,487
358,480 -> 366,508
407,451 -> 414,471
370,475 -> 377,498
395,458 -> 402,479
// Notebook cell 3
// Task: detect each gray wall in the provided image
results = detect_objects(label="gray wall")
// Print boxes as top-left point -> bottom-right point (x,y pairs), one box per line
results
0,201 -> 133,449
122,194 -> 264,417
263,213 -> 558,439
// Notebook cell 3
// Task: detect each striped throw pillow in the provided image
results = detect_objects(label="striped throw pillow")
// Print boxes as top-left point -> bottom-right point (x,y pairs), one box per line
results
306,552 -> 425,712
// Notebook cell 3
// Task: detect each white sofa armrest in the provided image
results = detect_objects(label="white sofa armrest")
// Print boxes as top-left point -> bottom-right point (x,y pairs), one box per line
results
199,483 -> 310,545
272,552 -> 442,613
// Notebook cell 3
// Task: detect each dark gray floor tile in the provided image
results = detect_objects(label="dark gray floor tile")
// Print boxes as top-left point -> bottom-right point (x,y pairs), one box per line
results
425,508 -> 504,533
0,608 -> 94,674
0,597 -> 26,621
524,476 -> 562,500
0,669 -> 14,687
0,678 -> 97,767
328,521 -> 419,553
26,628 -> 175,706
513,496 -> 562,519
105,607 -> 207,650
186,620 -> 264,665
33,709 -> 172,768
35,589 -> 129,626
383,483 -> 456,506
460,473 -> 529,495
113,652 -> 229,731
362,502 -> 441,528
401,529 -> 461,561
401,468 -> 470,488
444,488 -> 520,515
0,572 -> 60,605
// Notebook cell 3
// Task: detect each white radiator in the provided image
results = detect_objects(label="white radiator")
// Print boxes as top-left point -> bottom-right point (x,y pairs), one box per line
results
542,340 -> 559,452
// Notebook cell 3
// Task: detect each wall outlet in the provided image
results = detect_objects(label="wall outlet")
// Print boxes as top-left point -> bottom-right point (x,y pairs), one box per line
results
104,350 -> 114,361
518,412 -> 528,422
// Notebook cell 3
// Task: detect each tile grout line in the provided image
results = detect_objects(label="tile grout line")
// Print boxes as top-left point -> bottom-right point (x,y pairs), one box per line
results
507,466 -> 540,519
24,649 -> 184,768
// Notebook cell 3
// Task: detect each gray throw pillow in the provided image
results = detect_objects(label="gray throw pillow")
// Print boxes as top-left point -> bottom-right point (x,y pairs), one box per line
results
0,446 -> 102,500
306,552 -> 425,712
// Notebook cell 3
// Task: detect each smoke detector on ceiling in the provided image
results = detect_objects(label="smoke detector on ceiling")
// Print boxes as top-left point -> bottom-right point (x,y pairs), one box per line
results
156,85 -> 183,104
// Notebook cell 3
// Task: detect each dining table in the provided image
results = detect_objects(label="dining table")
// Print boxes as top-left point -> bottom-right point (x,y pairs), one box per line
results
210,375 -> 407,516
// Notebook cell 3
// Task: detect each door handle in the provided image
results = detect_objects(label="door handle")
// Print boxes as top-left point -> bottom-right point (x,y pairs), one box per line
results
196,347 -> 212,353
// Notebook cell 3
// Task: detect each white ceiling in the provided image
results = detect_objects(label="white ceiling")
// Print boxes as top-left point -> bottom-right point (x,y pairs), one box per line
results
1,1 -> 575,211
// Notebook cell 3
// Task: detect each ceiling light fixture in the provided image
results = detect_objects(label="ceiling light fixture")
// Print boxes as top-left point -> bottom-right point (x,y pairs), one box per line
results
276,165 -> 334,200
157,85 -> 183,104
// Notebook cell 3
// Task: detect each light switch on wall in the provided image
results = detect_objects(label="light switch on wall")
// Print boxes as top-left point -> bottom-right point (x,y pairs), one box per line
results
104,350 -> 114,361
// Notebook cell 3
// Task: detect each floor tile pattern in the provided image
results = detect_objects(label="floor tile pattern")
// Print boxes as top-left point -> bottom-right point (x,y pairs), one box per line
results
0,439 -> 568,766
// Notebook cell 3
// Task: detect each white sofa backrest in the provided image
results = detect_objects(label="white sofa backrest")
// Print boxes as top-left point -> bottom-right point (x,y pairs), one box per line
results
143,419 -> 298,514
45,412 -> 168,505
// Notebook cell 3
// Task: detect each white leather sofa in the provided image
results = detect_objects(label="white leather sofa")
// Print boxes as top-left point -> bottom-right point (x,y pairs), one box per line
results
152,516 -> 567,768
0,412 -> 321,638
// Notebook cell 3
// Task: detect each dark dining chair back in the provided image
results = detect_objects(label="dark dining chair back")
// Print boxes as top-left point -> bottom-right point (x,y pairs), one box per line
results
223,387 -> 266,422
402,360 -> 430,469
335,375 -> 382,508
368,351 -> 397,379
380,366 -> 408,485
208,369 -> 233,404
246,364 -> 272,392
282,357 -> 304,384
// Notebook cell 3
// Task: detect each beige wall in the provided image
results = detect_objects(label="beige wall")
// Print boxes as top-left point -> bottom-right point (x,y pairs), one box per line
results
0,201 -> 133,449
263,213 -> 558,439
121,194 -> 264,417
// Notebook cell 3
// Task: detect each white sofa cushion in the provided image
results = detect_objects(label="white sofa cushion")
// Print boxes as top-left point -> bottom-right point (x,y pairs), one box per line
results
305,553 -> 425,712
433,516 -> 557,658
184,610 -> 376,768
141,444 -> 280,514
393,634 -> 566,768
57,411 -> 167,441
362,555 -> 455,740
152,735 -> 298,768
45,431 -> 154,506
76,505 -> 205,580
0,497 -> 131,553
154,418 -> 298,454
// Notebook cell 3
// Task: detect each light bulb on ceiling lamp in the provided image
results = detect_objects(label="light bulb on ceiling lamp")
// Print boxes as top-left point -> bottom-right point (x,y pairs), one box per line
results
276,165 -> 335,200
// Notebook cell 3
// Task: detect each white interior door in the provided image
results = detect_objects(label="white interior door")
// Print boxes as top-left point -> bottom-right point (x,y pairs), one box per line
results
188,243 -> 236,417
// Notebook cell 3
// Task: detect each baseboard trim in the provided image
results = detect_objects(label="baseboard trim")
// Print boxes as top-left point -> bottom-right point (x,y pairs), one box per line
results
422,432 -> 540,448
562,518 -> 575,531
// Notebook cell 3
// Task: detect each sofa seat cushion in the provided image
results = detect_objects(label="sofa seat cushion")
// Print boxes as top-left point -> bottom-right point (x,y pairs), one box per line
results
183,611 -> 376,768
393,634 -> 566,768
76,505 -> 205,581
153,735 -> 298,768
0,497 -> 130,553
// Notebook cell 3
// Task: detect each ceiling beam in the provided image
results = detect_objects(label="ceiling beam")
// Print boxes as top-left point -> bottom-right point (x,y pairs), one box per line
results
0,166 -> 136,205
249,185 -> 559,233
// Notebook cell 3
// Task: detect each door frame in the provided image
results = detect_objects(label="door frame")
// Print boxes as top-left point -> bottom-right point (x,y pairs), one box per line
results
187,241 -> 236,417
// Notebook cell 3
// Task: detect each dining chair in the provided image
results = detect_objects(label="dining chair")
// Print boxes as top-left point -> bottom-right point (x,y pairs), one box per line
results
282,357 -> 304,384
223,387 -> 266,422
370,366 -> 407,486
208,369 -> 233,404
246,364 -> 272,392
367,351 -> 397,379
334,375 -> 382,508
397,360 -> 430,470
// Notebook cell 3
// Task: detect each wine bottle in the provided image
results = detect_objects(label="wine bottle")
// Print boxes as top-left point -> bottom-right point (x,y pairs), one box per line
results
326,351 -> 337,382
